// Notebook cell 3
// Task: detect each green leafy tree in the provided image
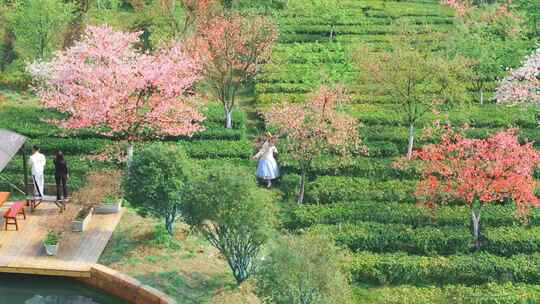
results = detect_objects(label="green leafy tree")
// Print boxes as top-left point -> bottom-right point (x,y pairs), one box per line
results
6,0 -> 74,60
447,3 -> 532,105
183,165 -> 276,285
514,0 -> 540,36
124,143 -> 195,236
355,23 -> 470,159
448,28 -> 500,105
256,233 -> 353,304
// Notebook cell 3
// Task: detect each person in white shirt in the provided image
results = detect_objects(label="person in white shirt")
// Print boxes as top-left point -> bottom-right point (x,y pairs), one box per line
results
252,133 -> 279,188
28,145 -> 46,198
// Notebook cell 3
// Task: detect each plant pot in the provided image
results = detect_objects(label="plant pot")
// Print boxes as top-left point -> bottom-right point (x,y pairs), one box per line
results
94,200 -> 122,214
44,242 -> 59,256
72,207 -> 93,232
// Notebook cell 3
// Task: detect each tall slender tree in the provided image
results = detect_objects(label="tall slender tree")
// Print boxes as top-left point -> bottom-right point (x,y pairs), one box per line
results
263,86 -> 364,204
193,12 -> 277,128
355,24 -> 470,159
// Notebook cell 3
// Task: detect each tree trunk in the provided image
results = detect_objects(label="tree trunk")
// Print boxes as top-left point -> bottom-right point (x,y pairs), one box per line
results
471,209 -> 481,251
126,144 -> 134,168
165,215 -> 174,236
406,123 -> 415,160
0,30 -> 16,70
297,171 -> 306,204
479,88 -> 484,105
534,16 -> 538,37
225,109 -> 233,129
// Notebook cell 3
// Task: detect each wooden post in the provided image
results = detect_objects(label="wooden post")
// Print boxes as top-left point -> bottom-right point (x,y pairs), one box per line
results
22,143 -> 28,196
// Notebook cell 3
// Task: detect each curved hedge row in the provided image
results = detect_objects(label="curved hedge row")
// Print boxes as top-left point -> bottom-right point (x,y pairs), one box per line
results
179,140 -> 252,159
358,283 -> 540,304
279,156 -> 416,180
2,155 -> 113,176
0,103 -> 247,139
305,176 -> 416,203
287,201 -> 540,229
0,172 -> 84,191
350,104 -> 537,129
27,137 -> 112,155
21,138 -> 252,160
313,223 -> 540,256
350,252 -> 540,285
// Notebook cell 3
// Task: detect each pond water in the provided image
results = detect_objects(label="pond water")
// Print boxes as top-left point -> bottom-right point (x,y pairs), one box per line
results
0,273 -> 125,304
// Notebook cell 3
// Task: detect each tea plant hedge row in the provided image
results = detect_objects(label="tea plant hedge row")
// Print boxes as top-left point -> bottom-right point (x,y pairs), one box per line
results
349,252 -> 540,285
312,223 -> 540,256
287,201 -> 540,229
358,283 -> 540,304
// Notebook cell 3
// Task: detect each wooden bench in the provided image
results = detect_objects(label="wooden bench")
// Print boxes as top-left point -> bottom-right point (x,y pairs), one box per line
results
0,192 -> 10,208
27,195 -> 67,213
4,201 -> 26,231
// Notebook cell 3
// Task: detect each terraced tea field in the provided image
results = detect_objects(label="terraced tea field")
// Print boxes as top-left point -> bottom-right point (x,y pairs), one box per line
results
257,0 -> 540,302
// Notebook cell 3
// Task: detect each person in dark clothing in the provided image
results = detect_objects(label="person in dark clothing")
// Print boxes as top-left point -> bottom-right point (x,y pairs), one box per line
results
54,150 -> 69,200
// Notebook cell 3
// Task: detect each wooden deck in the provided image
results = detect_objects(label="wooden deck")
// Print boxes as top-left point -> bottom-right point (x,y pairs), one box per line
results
0,201 -> 123,277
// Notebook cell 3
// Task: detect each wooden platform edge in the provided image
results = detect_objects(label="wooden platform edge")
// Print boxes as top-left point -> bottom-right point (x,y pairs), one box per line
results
0,265 -> 91,277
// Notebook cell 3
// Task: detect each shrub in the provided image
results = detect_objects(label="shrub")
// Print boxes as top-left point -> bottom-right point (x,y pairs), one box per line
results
183,165 -> 277,285
124,143 -> 195,235
0,60 -> 31,89
256,233 -> 353,304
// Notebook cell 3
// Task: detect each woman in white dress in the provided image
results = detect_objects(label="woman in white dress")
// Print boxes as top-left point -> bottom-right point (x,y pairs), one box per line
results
252,133 -> 279,188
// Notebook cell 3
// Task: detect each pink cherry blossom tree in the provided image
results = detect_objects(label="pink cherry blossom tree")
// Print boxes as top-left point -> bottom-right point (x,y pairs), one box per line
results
192,12 -> 277,129
414,126 -> 540,250
263,86 -> 365,204
496,47 -> 540,105
27,25 -> 205,163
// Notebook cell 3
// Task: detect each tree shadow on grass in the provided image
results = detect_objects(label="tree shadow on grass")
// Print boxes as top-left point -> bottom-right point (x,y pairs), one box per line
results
135,271 -> 231,304
99,211 -> 155,265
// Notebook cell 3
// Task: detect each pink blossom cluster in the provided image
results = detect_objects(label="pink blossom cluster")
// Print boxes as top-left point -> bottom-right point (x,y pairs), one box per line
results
28,25 -> 205,141
496,48 -> 540,104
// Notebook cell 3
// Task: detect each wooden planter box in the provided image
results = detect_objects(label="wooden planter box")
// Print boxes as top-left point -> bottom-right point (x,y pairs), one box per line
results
72,208 -> 93,232
44,242 -> 59,256
94,200 -> 122,214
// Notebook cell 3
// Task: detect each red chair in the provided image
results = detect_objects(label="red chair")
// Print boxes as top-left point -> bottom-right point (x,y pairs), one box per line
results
0,192 -> 10,208
4,201 -> 26,231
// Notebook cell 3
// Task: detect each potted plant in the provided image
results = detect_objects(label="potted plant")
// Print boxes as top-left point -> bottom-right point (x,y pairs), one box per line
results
42,201 -> 77,257
44,231 -> 60,256
94,195 -> 123,214
72,206 -> 94,232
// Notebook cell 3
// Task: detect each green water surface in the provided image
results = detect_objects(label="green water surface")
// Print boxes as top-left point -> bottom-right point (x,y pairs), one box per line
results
0,273 -> 126,304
